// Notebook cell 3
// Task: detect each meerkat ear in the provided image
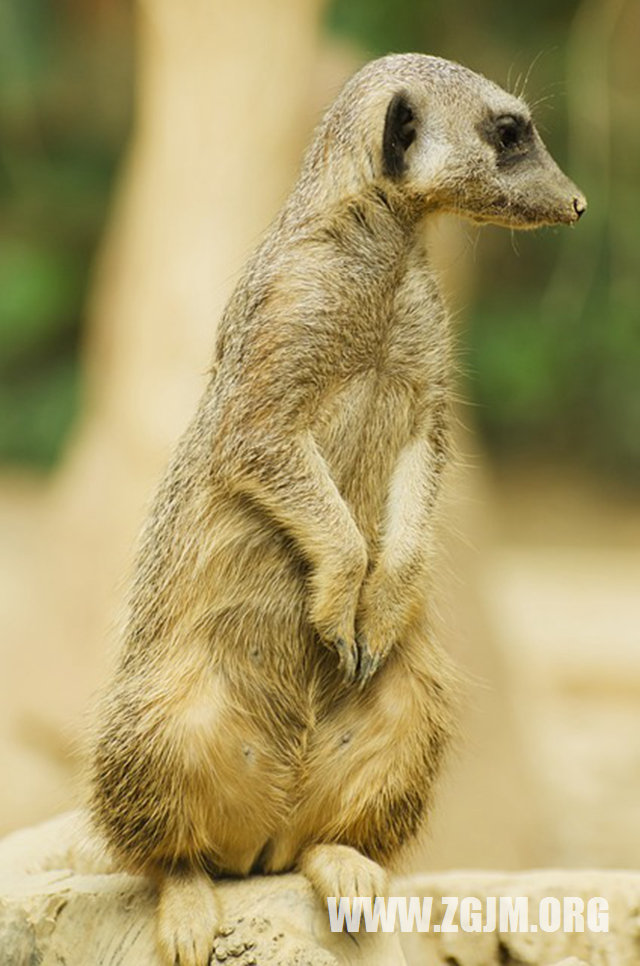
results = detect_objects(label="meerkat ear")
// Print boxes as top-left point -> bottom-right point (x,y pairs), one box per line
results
382,90 -> 417,179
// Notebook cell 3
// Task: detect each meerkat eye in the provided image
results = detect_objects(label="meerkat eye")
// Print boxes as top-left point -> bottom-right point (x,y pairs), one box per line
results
494,114 -> 531,151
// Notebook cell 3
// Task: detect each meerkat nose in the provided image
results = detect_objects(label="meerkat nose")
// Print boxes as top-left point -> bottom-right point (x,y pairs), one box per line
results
572,195 -> 587,220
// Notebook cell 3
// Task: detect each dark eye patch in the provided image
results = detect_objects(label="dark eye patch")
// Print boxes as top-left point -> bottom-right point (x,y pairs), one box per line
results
478,112 -> 534,164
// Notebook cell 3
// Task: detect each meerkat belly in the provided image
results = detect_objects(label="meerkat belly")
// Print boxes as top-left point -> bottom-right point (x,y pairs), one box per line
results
312,371 -> 414,544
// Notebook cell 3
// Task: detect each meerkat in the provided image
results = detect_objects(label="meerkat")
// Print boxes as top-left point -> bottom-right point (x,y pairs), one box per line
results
90,53 -> 586,966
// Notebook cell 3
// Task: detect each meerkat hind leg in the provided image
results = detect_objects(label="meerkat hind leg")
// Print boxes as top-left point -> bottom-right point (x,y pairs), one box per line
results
156,867 -> 221,966
299,843 -> 388,902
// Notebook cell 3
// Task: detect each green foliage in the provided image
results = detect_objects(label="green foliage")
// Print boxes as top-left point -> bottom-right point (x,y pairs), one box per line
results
0,241 -> 82,366
0,358 -> 80,467
468,281 -> 640,479
0,0 -> 132,469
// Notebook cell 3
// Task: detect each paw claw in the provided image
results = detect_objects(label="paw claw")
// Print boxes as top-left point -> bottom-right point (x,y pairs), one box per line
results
356,642 -> 372,688
355,636 -> 385,687
335,636 -> 358,683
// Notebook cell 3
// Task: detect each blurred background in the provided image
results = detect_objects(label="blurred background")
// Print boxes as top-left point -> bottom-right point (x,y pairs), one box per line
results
0,0 -> 638,871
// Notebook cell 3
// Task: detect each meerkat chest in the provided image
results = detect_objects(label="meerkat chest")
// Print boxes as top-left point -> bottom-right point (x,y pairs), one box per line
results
311,275 -> 447,536
384,266 -> 447,386
313,269 -> 446,449
314,370 -> 436,553
384,312 -> 443,388
311,371 -> 413,535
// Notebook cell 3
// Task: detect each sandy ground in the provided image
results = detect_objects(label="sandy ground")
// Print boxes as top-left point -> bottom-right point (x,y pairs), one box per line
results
483,469 -> 640,868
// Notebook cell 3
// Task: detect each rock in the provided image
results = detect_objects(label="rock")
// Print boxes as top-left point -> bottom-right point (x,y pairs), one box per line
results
2,813 -> 640,965
0,812 -> 406,965
397,870 -> 640,965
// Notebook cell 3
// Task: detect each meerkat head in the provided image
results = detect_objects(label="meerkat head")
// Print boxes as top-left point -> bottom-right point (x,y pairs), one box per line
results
315,54 -> 586,230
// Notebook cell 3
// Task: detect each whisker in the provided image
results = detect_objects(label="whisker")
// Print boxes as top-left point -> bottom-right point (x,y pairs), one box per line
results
509,227 -> 520,257
513,69 -> 524,99
518,49 -> 546,100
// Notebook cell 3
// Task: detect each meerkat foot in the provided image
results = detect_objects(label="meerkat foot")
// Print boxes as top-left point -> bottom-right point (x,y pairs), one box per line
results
156,868 -> 221,966
299,843 -> 388,902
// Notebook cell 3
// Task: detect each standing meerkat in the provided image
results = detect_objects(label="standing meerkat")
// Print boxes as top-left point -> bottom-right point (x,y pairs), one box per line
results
90,53 -> 586,966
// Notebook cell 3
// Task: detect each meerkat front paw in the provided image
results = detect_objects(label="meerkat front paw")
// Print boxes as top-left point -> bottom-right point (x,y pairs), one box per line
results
300,843 -> 389,904
309,541 -> 367,683
356,566 -> 418,686
157,869 -> 221,966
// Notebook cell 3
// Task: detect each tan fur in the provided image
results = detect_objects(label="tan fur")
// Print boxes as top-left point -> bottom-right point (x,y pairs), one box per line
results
89,54 -> 585,965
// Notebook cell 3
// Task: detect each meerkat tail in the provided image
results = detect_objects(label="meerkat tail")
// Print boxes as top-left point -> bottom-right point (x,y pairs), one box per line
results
156,868 -> 221,966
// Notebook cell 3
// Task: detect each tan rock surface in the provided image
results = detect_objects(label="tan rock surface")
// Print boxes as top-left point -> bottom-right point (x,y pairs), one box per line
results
3,814 -> 640,965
